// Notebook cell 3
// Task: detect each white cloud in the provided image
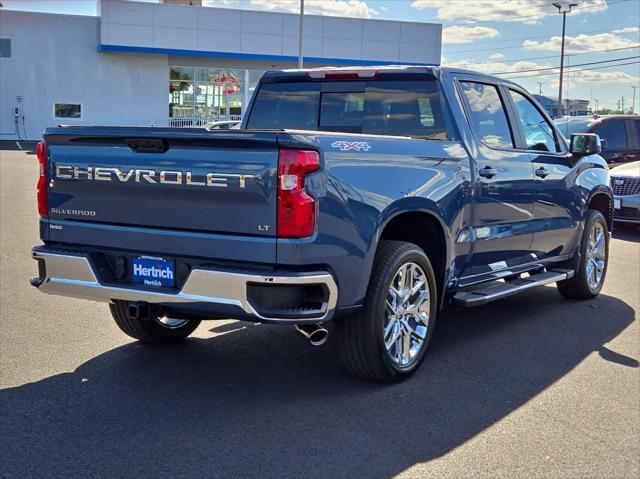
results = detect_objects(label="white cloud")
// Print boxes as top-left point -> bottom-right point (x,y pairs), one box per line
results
564,69 -> 640,84
523,32 -> 640,52
442,26 -> 499,44
613,27 -> 640,34
443,58 -> 553,76
410,0 -> 607,23
548,78 -> 576,90
204,0 -> 377,18
488,52 -> 505,60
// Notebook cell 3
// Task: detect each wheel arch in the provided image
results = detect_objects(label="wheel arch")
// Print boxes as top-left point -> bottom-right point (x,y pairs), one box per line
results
374,207 -> 451,309
587,187 -> 614,232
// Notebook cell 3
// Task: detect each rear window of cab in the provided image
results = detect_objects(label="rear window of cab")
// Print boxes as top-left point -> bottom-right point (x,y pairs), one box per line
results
247,79 -> 454,141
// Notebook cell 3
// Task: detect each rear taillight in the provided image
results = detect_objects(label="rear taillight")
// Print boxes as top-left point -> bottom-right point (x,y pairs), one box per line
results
277,149 -> 320,238
36,141 -> 48,217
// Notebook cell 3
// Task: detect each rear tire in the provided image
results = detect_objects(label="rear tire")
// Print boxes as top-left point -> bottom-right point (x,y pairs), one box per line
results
109,300 -> 200,343
557,209 -> 609,300
337,240 -> 438,382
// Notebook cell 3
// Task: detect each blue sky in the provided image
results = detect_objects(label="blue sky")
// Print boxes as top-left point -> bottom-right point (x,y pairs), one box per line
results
3,0 -> 639,111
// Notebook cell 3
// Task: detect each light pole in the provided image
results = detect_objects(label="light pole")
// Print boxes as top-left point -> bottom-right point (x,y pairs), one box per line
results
552,2 -> 577,118
631,85 -> 637,114
593,98 -> 599,113
536,82 -> 543,94
298,0 -> 304,69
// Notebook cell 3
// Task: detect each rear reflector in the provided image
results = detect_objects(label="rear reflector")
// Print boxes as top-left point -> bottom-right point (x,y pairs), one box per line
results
277,149 -> 320,238
36,141 -> 48,217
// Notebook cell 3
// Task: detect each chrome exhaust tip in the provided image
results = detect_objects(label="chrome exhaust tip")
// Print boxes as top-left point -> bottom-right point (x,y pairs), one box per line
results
295,324 -> 329,347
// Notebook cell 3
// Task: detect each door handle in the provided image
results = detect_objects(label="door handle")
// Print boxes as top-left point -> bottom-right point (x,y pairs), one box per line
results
535,167 -> 550,178
478,166 -> 498,178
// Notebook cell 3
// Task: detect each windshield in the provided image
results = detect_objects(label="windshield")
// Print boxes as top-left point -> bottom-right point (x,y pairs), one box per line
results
247,79 -> 453,140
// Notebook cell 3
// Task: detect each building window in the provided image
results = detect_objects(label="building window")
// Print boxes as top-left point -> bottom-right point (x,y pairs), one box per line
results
54,103 -> 82,119
168,67 -> 264,121
0,38 -> 12,59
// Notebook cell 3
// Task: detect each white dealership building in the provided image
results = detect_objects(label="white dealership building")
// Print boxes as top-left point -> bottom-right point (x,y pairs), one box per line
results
0,0 -> 442,140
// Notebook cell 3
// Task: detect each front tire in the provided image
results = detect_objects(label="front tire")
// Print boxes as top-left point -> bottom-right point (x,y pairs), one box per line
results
337,241 -> 438,382
557,209 -> 609,299
109,300 -> 200,343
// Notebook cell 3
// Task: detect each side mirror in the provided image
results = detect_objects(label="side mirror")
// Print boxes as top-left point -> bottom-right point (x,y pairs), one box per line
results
570,133 -> 601,157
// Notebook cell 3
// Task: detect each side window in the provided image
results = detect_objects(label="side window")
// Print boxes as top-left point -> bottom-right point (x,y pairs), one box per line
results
594,121 -> 627,148
508,89 -> 560,153
459,82 -> 513,149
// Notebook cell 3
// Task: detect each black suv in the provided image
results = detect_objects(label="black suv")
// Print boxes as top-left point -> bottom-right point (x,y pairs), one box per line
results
555,115 -> 640,165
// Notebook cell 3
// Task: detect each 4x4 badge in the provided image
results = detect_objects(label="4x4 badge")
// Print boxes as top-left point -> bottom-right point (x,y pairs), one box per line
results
331,141 -> 371,151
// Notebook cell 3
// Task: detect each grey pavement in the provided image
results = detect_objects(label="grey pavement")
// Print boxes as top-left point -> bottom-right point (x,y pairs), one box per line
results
1,148 -> 638,478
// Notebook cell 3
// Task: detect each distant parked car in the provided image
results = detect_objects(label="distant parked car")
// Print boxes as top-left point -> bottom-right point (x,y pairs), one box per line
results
610,161 -> 640,225
554,115 -> 640,165
204,120 -> 241,130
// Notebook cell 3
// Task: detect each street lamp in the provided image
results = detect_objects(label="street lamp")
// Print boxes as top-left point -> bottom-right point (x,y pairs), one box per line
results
552,2 -> 578,118
298,0 -> 305,68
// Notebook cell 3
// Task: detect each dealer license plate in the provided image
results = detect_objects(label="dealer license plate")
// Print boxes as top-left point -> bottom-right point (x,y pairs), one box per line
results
131,256 -> 175,288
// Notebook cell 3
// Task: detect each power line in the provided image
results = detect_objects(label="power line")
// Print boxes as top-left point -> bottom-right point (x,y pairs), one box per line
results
445,38 -> 640,55
478,46 -> 640,64
495,55 -> 640,75
501,60 -> 640,79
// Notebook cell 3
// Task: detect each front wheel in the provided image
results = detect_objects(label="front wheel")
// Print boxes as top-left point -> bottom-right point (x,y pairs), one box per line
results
109,301 -> 200,343
337,240 -> 438,382
557,209 -> 609,299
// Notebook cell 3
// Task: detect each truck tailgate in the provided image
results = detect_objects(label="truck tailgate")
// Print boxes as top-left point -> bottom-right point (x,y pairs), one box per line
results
45,129 -> 278,237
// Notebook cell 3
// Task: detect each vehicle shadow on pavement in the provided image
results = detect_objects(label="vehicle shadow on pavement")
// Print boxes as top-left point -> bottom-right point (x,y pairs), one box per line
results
613,224 -> 640,243
0,288 -> 636,479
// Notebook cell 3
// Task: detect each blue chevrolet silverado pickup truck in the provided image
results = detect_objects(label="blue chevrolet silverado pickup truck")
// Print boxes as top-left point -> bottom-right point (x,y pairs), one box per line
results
31,66 -> 613,382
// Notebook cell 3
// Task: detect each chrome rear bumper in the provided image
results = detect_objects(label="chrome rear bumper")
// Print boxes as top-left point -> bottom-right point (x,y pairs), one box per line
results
31,248 -> 338,323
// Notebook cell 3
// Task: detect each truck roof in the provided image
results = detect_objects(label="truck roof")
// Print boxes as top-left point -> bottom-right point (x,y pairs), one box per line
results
263,64 -> 522,87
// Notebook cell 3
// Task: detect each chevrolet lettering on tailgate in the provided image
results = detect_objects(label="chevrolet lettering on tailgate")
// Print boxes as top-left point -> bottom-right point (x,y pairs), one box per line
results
54,165 -> 255,188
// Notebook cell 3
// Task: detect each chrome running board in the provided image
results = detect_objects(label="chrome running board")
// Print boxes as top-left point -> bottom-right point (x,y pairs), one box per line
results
453,269 -> 574,307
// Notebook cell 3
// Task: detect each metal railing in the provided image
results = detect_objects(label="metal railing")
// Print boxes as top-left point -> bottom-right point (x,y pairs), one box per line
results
138,115 -> 243,128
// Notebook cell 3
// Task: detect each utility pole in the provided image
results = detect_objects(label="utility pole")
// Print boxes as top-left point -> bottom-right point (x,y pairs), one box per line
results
617,99 -> 621,111
631,85 -> 637,114
298,0 -> 304,69
552,2 -> 577,118
536,82 -> 543,94
621,97 -> 625,113
593,98 -> 599,113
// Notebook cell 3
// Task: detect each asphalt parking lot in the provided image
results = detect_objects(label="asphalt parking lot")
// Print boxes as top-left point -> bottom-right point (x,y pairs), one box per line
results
1,147 -> 638,479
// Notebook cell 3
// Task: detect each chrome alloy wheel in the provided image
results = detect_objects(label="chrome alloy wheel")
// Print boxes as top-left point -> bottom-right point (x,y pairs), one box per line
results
585,222 -> 606,290
154,317 -> 190,329
384,262 -> 431,367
